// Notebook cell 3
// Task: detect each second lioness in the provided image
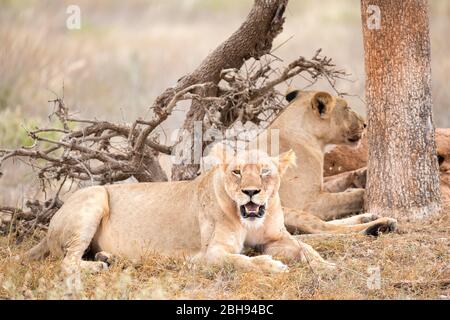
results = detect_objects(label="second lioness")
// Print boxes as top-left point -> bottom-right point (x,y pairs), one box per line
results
267,90 -> 367,221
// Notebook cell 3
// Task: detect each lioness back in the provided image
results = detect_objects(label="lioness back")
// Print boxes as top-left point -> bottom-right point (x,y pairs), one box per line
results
91,180 -> 202,259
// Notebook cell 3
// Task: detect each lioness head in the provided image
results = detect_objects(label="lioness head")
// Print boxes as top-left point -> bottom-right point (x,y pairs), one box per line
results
286,90 -> 366,147
437,129 -> 450,172
208,144 -> 295,225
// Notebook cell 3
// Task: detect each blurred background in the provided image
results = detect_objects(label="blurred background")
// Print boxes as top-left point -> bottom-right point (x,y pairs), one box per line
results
1,0 -> 449,205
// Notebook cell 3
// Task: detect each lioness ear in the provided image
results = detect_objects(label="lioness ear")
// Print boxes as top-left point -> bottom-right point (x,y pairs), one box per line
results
311,91 -> 334,119
285,89 -> 300,103
205,142 -> 235,168
276,149 -> 297,176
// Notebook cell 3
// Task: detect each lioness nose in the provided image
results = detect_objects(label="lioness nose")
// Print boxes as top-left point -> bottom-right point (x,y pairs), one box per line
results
242,189 -> 261,197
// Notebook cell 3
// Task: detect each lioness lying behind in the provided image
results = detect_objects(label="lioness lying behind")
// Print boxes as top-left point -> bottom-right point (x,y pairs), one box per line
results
25,146 -> 333,273
268,90 -> 367,221
258,89 -> 397,234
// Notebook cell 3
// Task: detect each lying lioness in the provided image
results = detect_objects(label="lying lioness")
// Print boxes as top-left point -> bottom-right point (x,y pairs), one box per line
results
267,90 -> 367,220
253,90 -> 397,234
25,146 -> 333,273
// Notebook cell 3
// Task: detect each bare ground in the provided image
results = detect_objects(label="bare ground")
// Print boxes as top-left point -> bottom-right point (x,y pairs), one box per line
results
1,206 -> 448,300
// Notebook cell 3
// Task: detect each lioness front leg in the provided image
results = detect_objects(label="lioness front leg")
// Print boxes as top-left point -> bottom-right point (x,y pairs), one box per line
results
283,209 -> 397,235
264,232 -> 335,270
305,188 -> 365,221
197,212 -> 288,273
204,246 -> 288,273
324,214 -> 397,235
323,167 -> 367,193
326,212 -> 378,225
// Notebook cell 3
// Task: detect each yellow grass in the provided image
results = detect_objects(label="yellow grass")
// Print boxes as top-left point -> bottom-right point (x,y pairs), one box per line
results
1,207 -> 448,300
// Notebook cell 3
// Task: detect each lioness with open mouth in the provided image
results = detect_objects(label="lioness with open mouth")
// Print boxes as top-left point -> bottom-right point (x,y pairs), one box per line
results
24,145 -> 332,273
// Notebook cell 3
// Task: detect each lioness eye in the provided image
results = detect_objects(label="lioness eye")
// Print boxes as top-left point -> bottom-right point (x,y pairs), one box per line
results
261,168 -> 271,176
232,169 -> 241,176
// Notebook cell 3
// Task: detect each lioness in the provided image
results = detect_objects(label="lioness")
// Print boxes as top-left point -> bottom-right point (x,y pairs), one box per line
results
25,147 -> 334,273
323,128 -> 450,203
267,90 -> 367,221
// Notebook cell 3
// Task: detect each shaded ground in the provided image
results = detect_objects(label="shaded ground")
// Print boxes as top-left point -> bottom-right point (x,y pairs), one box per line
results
1,207 -> 448,300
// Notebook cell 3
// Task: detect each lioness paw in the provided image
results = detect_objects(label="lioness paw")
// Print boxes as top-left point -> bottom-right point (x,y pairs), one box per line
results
94,251 -> 115,266
364,217 -> 397,236
360,213 -> 380,223
79,261 -> 108,273
353,168 -> 367,188
251,255 -> 288,273
384,218 -> 397,232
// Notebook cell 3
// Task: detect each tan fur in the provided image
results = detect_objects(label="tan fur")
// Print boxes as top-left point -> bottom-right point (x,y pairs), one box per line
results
265,90 -> 367,221
323,136 -> 368,177
24,147 -> 334,273
284,209 -> 396,236
323,128 -> 450,203
323,167 -> 367,193
437,129 -> 450,203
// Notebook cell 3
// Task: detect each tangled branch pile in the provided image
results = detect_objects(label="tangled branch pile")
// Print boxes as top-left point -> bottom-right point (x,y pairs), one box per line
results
204,51 -> 345,130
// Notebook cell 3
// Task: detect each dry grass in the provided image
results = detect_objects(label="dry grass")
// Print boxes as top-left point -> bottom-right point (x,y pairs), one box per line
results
1,0 -> 449,300
1,207 -> 448,300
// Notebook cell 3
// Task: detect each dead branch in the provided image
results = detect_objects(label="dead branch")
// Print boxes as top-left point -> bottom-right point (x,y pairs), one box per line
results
0,51 -> 343,186
171,49 -> 347,180
170,0 -> 290,180
0,199 -> 62,240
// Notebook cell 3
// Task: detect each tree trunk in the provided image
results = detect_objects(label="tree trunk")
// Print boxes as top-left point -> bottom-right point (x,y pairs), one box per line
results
170,0 -> 288,181
361,0 -> 441,220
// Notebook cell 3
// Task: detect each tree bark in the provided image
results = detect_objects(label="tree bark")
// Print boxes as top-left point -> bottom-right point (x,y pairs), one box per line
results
170,0 -> 288,181
361,0 -> 441,220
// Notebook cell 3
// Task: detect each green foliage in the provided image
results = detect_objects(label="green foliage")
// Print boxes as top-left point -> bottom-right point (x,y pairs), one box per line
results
0,109 -> 35,148
0,87 -> 12,111
0,108 -> 62,149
